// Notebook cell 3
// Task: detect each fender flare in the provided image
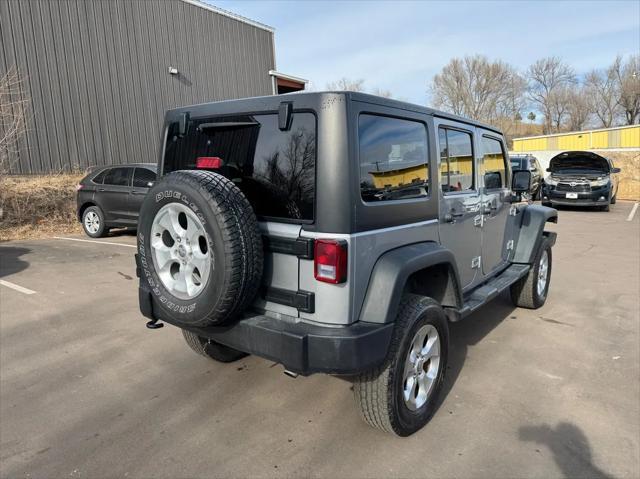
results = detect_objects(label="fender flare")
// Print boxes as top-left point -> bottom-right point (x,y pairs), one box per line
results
358,242 -> 462,324
512,204 -> 558,264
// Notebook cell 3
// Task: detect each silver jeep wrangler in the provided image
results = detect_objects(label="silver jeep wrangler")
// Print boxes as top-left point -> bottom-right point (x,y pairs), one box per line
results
136,92 -> 557,436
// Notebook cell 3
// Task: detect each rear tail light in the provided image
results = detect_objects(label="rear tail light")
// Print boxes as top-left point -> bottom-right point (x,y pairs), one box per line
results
314,239 -> 347,284
75,184 -> 84,191
196,156 -> 223,169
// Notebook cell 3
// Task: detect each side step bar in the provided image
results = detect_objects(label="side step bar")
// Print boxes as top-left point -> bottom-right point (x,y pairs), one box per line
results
452,264 -> 530,320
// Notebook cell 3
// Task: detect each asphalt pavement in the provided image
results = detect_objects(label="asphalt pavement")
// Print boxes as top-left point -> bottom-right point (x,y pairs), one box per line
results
1,202 -> 639,478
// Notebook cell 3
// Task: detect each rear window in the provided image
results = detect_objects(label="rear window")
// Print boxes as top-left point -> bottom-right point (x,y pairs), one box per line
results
358,114 -> 429,202
164,113 -> 316,222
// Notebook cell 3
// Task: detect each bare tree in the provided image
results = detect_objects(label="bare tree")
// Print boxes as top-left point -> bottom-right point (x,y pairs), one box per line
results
430,55 -> 526,126
326,78 -> 365,92
565,86 -> 591,131
527,57 -> 576,133
0,67 -> 28,174
371,87 -> 393,98
585,66 -> 620,128
612,54 -> 640,125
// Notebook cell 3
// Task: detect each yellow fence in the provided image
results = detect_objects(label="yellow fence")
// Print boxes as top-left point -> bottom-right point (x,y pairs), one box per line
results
513,125 -> 640,152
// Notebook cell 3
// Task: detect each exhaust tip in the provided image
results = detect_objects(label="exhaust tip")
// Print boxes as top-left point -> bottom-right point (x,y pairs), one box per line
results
283,369 -> 298,379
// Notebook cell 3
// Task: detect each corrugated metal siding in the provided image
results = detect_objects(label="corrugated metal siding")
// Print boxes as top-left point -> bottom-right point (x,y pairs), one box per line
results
512,125 -> 640,152
0,0 -> 275,174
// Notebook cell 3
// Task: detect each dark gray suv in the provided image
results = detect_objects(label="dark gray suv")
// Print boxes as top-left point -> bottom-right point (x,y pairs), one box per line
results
77,163 -> 157,237
135,92 -> 557,436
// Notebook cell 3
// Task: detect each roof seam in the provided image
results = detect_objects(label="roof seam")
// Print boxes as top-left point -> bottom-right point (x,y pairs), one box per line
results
179,0 -> 274,33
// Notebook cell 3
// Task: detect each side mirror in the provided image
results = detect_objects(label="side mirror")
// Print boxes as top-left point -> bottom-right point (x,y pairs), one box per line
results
484,171 -> 502,189
512,169 -> 532,193
611,167 -> 621,174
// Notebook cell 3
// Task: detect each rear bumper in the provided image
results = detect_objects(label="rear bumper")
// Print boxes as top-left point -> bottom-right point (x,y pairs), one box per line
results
138,283 -> 393,376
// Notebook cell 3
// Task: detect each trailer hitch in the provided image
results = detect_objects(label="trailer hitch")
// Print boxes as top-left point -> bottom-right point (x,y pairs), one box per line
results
146,319 -> 164,329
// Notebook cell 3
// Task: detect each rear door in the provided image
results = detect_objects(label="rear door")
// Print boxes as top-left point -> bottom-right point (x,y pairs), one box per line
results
131,167 -> 157,219
162,111 -> 317,318
436,120 -> 482,290
477,132 -> 511,276
99,167 -> 133,223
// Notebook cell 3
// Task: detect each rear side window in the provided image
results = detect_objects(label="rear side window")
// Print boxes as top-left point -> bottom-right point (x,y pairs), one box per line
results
133,168 -> 157,187
480,136 -> 507,189
164,113 -> 316,222
439,128 -> 474,193
103,167 -> 131,187
358,114 -> 429,202
92,169 -> 108,184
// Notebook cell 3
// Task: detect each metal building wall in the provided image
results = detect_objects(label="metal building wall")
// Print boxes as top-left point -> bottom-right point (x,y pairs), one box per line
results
0,0 -> 275,174
512,125 -> 640,152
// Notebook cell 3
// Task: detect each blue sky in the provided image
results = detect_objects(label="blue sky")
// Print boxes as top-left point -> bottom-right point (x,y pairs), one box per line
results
211,1 -> 640,105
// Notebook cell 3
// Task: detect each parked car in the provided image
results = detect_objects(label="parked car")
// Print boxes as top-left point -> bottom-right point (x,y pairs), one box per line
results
77,163 -> 157,237
541,151 -> 620,211
135,92 -> 557,436
510,154 -> 543,199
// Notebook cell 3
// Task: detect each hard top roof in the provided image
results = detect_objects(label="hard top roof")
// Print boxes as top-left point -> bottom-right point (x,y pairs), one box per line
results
167,91 -> 503,135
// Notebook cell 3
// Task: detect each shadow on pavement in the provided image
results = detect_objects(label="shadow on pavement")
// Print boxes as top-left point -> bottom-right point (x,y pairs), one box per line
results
0,246 -> 31,277
519,422 -> 615,479
107,228 -> 137,238
437,293 -> 516,412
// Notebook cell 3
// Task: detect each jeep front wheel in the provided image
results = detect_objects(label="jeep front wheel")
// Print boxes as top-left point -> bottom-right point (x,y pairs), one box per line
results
510,237 -> 552,309
353,295 -> 449,436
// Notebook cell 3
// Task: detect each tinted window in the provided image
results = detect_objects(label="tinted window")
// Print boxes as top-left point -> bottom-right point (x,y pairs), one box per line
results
358,115 -> 429,202
439,128 -> 474,192
133,168 -> 157,187
164,113 -> 315,221
510,158 -> 526,170
480,137 -> 507,189
103,167 -> 131,187
92,169 -> 107,184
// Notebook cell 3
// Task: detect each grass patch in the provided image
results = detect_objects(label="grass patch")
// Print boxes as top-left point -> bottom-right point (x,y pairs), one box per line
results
0,174 -> 84,241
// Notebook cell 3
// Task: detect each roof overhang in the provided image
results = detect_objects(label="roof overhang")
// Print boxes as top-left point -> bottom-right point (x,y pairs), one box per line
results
268,70 -> 309,85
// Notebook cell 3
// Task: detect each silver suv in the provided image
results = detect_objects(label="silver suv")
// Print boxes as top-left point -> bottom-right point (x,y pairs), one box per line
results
136,92 -> 557,436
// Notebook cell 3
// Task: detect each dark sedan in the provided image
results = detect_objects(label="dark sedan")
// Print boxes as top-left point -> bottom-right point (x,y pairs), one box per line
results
77,163 -> 157,237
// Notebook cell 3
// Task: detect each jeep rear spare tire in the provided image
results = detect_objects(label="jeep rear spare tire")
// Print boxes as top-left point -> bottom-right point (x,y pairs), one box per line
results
137,170 -> 263,327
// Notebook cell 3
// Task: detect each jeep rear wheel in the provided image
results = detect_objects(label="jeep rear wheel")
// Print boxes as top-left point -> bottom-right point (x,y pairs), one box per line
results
353,295 -> 449,436
137,170 -> 263,327
182,330 -> 248,363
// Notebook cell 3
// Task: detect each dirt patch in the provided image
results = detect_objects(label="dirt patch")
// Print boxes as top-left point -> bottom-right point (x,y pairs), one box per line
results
605,150 -> 640,201
0,174 -> 83,241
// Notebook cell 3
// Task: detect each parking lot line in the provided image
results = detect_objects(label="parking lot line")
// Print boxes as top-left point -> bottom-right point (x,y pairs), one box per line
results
627,202 -> 639,222
53,236 -> 137,248
0,279 -> 36,295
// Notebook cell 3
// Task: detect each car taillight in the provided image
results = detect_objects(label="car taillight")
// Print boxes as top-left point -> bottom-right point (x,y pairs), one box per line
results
196,157 -> 223,169
76,184 -> 84,191
314,239 -> 347,284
